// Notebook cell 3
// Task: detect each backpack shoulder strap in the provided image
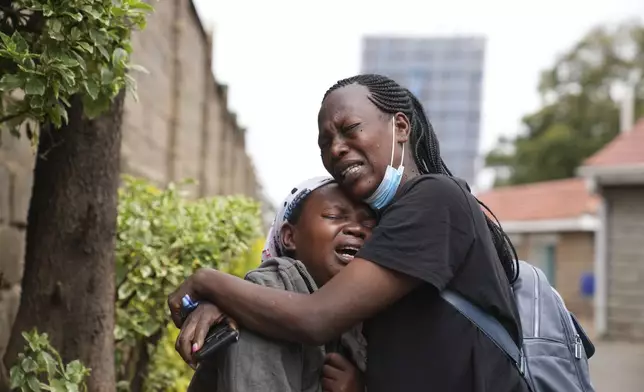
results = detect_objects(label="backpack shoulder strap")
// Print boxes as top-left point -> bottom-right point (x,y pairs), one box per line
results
440,290 -> 525,375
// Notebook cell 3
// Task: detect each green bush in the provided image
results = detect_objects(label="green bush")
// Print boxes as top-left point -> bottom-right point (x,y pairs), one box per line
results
8,176 -> 264,392
144,237 -> 265,392
8,330 -> 91,392
0,0 -> 151,137
115,176 -> 263,391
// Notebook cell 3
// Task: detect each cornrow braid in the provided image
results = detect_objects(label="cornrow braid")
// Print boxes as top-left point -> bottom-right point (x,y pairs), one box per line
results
322,74 -> 520,283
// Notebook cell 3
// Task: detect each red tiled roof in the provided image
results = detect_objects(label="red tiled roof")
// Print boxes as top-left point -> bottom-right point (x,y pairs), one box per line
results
477,178 -> 599,222
584,118 -> 644,167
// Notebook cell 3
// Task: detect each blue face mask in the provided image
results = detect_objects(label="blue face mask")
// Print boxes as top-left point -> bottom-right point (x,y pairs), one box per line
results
364,118 -> 405,210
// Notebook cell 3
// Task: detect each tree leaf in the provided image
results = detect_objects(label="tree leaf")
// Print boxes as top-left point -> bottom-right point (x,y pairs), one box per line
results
100,68 -> 114,85
65,381 -> 79,392
0,31 -> 11,47
83,79 -> 99,100
50,32 -> 65,41
9,367 -> 25,389
48,103 -> 63,129
22,57 -> 36,70
97,45 -> 109,61
70,28 -> 81,42
65,361 -> 86,384
111,48 -> 128,66
65,12 -> 84,22
117,281 -> 134,300
58,102 -> 69,126
71,51 -> 86,70
83,7 -> 102,20
12,32 -> 29,53
128,64 -> 149,74
49,20 -> 62,34
25,77 -> 46,96
50,379 -> 66,392
21,357 -> 39,373
130,1 -> 155,11
111,7 -> 127,17
76,42 -> 93,54
0,74 -> 24,91
26,375 -> 41,392
37,351 -> 57,376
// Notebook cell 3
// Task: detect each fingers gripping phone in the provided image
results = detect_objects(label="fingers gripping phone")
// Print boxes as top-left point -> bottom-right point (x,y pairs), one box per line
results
180,295 -> 239,362
194,317 -> 240,362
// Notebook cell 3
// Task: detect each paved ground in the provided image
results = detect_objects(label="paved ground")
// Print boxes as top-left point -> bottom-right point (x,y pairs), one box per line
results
589,339 -> 644,391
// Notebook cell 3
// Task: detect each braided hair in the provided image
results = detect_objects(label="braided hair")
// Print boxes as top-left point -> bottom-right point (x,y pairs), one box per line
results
322,74 -> 520,283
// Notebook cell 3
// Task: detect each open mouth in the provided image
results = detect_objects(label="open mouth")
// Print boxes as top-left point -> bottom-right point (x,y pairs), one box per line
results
336,161 -> 364,181
334,245 -> 360,263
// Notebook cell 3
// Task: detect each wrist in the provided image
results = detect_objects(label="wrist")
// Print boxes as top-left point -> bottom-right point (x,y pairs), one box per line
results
193,267 -> 218,300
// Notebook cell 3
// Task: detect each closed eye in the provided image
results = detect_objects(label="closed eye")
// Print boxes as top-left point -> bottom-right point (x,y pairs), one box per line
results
362,219 -> 377,229
323,214 -> 343,220
340,123 -> 361,134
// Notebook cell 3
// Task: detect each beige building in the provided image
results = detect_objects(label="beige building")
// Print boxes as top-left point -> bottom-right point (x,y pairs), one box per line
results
578,118 -> 644,341
478,178 -> 599,320
0,0 -> 262,360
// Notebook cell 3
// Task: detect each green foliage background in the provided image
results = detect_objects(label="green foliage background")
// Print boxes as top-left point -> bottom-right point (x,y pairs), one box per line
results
145,238 -> 265,392
115,176 -> 264,392
486,20 -> 644,186
0,0 -> 151,136
9,331 -> 91,392
9,180 -> 265,392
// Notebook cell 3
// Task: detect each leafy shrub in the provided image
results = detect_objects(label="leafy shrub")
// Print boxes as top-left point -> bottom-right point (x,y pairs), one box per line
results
145,237 -> 266,392
0,0 -> 151,137
114,176 -> 262,391
8,177 -> 264,392
9,330 -> 90,392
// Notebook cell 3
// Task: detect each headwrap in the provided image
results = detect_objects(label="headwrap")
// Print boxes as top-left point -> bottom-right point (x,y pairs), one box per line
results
261,176 -> 335,261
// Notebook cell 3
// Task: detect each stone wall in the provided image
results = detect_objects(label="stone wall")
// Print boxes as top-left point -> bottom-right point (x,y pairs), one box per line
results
121,0 -> 257,198
0,0 -> 259,359
0,132 -> 35,359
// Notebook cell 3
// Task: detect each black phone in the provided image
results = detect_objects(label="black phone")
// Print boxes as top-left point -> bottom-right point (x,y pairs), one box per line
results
194,318 -> 240,362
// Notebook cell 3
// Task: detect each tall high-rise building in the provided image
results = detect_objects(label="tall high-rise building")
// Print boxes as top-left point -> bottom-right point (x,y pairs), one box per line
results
361,36 -> 485,185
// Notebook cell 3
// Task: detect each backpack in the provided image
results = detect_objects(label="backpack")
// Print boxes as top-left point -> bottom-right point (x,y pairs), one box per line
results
440,260 -> 596,392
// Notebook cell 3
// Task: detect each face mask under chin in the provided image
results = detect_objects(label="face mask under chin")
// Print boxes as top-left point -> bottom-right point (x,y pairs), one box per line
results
364,118 -> 405,210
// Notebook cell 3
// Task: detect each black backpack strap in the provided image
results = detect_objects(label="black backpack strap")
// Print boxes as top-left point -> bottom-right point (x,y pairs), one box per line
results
440,290 -> 525,375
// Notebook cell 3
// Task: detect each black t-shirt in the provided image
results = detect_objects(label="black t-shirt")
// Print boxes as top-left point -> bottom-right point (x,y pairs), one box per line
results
356,175 -> 529,392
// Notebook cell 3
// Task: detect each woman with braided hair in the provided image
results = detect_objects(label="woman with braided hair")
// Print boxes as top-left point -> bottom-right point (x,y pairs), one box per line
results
169,74 -> 529,392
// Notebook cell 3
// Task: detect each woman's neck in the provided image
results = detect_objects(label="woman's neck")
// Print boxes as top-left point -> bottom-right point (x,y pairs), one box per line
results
399,159 -> 421,187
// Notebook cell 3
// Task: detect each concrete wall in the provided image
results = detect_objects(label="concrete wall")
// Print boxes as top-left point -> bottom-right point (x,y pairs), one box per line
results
604,186 -> 644,340
121,0 -> 257,198
0,132 -> 34,360
510,231 -> 595,319
556,232 -> 595,318
0,0 -> 259,359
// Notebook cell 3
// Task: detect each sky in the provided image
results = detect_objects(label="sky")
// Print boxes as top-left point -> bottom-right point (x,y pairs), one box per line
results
192,0 -> 644,205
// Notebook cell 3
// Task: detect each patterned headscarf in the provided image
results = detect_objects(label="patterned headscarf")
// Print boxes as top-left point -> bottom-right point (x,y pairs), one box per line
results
261,176 -> 335,261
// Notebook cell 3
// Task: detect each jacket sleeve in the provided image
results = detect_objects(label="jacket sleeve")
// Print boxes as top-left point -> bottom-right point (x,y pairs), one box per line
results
189,329 -> 307,392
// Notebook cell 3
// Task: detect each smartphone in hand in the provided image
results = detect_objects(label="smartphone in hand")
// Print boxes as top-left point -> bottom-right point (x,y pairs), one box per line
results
194,318 -> 240,362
